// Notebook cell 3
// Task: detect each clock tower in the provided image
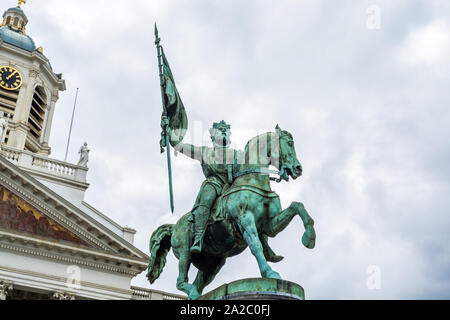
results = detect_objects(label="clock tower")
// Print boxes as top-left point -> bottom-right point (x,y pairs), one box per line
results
0,1 -> 65,156
0,1 -> 188,301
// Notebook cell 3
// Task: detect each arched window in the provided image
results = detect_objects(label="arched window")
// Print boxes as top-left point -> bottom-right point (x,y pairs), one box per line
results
28,86 -> 47,141
6,17 -> 11,25
13,17 -> 19,27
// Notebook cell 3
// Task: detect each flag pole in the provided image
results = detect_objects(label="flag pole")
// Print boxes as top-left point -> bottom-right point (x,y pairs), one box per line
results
155,24 -> 175,213
64,88 -> 79,162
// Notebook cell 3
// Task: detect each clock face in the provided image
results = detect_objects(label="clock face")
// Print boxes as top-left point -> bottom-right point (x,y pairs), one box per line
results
0,66 -> 23,91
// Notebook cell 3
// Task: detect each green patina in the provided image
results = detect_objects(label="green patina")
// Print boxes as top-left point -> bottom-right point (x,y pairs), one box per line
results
147,28 -> 316,300
199,278 -> 305,300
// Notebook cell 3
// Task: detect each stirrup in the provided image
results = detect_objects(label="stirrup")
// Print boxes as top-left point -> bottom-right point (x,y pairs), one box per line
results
190,240 -> 202,253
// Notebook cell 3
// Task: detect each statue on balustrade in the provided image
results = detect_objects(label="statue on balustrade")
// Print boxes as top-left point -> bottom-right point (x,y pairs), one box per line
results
77,142 -> 89,167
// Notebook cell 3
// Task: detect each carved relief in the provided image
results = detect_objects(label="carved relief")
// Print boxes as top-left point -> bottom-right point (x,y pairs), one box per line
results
0,186 -> 91,247
29,68 -> 39,79
51,291 -> 76,300
0,281 -> 13,300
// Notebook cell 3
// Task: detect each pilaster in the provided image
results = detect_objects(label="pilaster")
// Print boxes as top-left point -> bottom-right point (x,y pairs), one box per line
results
13,68 -> 38,123
41,90 -> 58,154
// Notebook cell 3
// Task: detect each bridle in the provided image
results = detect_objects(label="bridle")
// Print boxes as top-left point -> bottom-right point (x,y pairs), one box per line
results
233,167 -> 285,183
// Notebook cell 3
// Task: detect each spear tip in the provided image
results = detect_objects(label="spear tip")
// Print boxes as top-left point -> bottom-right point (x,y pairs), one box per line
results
154,23 -> 162,46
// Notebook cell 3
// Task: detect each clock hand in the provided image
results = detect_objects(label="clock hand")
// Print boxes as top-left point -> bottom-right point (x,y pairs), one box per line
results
6,71 -> 18,80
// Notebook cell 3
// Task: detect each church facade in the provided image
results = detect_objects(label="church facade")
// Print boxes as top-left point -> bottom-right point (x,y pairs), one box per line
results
0,2 -> 183,300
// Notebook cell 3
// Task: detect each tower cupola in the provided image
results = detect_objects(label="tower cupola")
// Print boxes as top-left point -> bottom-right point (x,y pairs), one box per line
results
1,1 -> 28,34
0,0 -> 66,156
0,1 -> 36,52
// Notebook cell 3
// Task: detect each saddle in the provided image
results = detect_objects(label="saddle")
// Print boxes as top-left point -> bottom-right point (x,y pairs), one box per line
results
200,184 -> 284,263
212,184 -> 279,222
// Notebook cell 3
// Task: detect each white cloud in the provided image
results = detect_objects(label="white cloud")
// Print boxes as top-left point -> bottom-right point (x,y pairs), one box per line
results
156,212 -> 180,226
9,0 -> 450,299
398,20 -> 450,65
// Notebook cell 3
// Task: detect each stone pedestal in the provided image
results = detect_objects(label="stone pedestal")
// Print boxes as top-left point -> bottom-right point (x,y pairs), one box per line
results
199,278 -> 305,300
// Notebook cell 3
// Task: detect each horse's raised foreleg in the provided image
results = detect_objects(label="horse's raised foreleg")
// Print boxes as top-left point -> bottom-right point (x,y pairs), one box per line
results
237,210 -> 282,280
267,202 -> 315,249
296,202 -> 316,249
176,251 -> 200,300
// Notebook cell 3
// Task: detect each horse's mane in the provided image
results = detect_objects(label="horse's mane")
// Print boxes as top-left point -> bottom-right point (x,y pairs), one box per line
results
244,132 -> 268,150
243,129 -> 292,167
243,132 -> 275,166
244,129 -> 292,153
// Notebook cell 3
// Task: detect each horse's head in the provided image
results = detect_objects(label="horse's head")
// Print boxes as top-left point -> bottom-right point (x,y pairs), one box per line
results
272,124 -> 303,181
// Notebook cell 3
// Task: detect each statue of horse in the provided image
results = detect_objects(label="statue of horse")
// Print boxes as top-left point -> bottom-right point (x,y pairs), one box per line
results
146,125 -> 316,300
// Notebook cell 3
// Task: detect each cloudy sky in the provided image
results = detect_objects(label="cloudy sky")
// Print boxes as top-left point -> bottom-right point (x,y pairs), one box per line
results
13,0 -> 450,299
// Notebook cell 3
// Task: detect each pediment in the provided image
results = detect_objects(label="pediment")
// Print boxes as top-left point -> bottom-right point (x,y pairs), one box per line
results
0,185 -> 91,248
0,155 -> 149,277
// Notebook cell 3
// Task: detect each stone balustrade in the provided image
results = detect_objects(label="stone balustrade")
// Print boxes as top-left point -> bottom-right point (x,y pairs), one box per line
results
131,286 -> 186,300
0,145 -> 88,184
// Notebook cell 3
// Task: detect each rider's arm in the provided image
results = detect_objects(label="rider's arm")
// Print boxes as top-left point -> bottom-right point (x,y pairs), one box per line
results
162,117 -> 204,162
172,141 -> 204,161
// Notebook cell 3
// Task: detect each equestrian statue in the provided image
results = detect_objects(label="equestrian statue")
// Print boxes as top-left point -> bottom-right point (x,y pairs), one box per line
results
147,26 -> 316,300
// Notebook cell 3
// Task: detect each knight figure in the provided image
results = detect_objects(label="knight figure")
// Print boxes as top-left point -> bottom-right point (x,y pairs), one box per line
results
162,116 -> 241,253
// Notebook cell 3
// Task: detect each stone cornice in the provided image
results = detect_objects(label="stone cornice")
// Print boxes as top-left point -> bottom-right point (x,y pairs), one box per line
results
0,265 -> 133,299
0,230 -> 146,276
0,41 -> 66,91
82,201 -> 135,235
7,121 -> 29,133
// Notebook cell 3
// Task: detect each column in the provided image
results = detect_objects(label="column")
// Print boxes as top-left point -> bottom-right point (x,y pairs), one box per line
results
40,90 -> 58,156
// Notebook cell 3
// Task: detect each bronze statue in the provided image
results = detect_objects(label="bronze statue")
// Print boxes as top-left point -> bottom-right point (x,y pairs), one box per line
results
147,27 -> 316,300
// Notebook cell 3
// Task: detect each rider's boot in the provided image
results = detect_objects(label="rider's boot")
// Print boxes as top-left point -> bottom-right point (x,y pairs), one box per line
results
191,206 -> 210,254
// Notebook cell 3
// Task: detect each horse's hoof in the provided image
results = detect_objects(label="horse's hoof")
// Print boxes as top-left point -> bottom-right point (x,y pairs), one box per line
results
302,226 -> 316,249
188,293 -> 201,300
188,288 -> 201,300
264,270 -> 282,280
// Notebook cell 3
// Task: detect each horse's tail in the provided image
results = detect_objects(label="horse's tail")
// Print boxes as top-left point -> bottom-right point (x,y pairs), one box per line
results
146,224 -> 173,284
